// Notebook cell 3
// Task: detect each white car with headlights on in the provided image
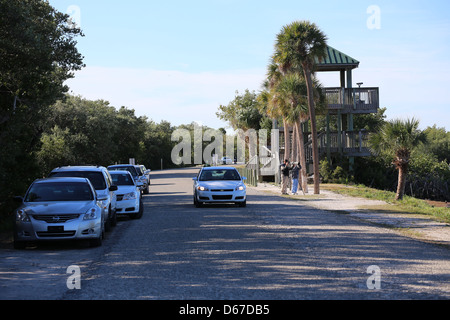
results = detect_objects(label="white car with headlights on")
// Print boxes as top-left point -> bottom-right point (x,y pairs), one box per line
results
193,167 -> 247,207
13,177 -> 107,249
109,170 -> 143,219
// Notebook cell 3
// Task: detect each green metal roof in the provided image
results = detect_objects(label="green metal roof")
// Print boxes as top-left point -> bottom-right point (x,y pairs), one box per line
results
315,46 -> 360,71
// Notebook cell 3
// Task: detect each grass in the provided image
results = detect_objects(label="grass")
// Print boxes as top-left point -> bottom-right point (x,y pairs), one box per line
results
321,184 -> 450,224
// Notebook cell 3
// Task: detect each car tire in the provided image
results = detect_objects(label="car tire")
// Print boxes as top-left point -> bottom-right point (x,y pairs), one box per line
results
133,199 -> 144,219
238,200 -> 247,207
13,240 -> 26,250
111,208 -> 117,227
89,236 -> 102,247
105,207 -> 112,232
194,193 -> 202,208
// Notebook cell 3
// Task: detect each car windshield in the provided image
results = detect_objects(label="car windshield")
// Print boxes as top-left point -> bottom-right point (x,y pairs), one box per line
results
49,171 -> 106,190
135,166 -> 143,175
109,166 -> 138,176
111,173 -> 134,186
199,169 -> 241,181
25,182 -> 94,202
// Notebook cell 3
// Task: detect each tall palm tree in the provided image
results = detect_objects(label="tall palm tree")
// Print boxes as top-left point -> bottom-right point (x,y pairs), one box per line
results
274,21 -> 328,194
265,60 -> 291,161
276,72 -> 309,192
369,118 -> 425,200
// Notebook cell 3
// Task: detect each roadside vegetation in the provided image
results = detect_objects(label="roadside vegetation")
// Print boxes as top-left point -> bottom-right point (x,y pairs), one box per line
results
321,184 -> 450,225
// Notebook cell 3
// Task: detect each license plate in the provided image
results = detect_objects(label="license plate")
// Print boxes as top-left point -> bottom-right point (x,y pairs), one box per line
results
48,226 -> 64,232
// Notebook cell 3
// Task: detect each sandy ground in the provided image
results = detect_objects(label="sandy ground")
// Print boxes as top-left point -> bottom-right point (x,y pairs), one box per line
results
250,183 -> 450,247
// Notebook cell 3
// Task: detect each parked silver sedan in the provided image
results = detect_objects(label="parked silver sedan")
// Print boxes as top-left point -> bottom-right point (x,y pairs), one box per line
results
13,177 -> 107,249
193,167 -> 247,207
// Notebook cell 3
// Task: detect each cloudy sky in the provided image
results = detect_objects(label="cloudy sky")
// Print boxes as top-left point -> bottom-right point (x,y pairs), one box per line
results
50,0 -> 449,130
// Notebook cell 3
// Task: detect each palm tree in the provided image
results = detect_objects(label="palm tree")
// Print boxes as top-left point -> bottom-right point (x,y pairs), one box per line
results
273,21 -> 328,194
369,118 -> 425,200
276,72 -> 309,192
265,61 -> 291,161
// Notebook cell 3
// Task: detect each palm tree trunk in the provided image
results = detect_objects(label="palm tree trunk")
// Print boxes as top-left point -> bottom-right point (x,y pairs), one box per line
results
303,65 -> 320,194
292,123 -> 298,162
283,118 -> 290,162
295,119 -> 308,193
396,166 -> 407,200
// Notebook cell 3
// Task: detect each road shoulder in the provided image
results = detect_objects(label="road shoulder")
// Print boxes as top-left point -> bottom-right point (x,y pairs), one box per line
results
249,183 -> 450,248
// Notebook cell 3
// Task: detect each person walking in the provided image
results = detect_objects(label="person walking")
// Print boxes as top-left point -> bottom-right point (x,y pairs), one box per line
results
291,162 -> 300,195
281,159 -> 291,195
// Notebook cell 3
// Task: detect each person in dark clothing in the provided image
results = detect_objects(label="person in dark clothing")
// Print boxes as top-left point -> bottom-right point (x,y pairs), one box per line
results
291,162 -> 301,195
280,159 -> 291,194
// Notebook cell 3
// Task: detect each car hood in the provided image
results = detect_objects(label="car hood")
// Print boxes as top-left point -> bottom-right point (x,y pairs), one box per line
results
198,180 -> 244,189
21,201 -> 96,215
115,185 -> 138,194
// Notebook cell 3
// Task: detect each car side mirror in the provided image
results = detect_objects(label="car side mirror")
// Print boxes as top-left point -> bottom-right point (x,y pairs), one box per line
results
109,185 -> 118,191
14,196 -> 23,203
242,177 -> 247,180
192,177 -> 198,181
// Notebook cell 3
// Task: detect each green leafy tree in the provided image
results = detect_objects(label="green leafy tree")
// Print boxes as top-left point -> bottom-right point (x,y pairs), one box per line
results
0,0 -> 84,216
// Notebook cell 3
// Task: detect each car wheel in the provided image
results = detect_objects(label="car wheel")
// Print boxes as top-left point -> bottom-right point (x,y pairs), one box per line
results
143,185 -> 150,194
13,240 -> 26,250
111,208 -> 117,227
137,199 -> 144,219
105,207 -> 112,232
89,236 -> 102,247
194,192 -> 202,208
238,200 -> 247,207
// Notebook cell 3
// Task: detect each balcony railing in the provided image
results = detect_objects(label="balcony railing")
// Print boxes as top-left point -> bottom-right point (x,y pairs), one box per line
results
304,130 -> 372,163
323,87 -> 379,114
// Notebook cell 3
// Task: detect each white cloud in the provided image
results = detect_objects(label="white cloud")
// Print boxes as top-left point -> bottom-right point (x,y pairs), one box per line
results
65,66 -> 266,129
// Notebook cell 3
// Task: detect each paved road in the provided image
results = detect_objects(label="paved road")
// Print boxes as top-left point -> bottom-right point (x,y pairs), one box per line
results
1,167 -> 449,301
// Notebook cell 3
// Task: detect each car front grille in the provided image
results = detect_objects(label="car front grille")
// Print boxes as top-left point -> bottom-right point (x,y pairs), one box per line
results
212,195 -> 233,200
36,231 -> 76,238
211,189 -> 234,192
32,214 -> 80,223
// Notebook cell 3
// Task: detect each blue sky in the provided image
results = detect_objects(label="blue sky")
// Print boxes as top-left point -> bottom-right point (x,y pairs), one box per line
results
50,0 -> 449,130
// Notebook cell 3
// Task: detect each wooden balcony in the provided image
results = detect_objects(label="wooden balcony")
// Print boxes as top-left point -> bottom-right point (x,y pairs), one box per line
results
323,87 -> 379,115
304,130 -> 372,162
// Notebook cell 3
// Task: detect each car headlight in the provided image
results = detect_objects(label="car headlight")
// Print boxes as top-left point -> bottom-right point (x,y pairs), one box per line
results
197,186 -> 208,191
123,192 -> 137,200
235,185 -> 245,191
16,209 -> 31,222
83,207 -> 98,220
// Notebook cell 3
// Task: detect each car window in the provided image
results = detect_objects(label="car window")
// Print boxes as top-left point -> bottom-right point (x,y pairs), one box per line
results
25,182 -> 94,202
111,173 -> 135,186
199,169 -> 241,181
135,166 -> 143,175
49,171 -> 107,190
109,166 -> 138,176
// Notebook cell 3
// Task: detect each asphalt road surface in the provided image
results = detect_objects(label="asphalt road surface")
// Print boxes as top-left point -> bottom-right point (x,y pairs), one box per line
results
1,167 -> 449,301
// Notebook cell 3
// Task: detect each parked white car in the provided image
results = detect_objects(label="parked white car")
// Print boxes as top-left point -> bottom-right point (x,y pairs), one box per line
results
109,170 -> 143,219
221,156 -> 233,164
193,166 -> 247,207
